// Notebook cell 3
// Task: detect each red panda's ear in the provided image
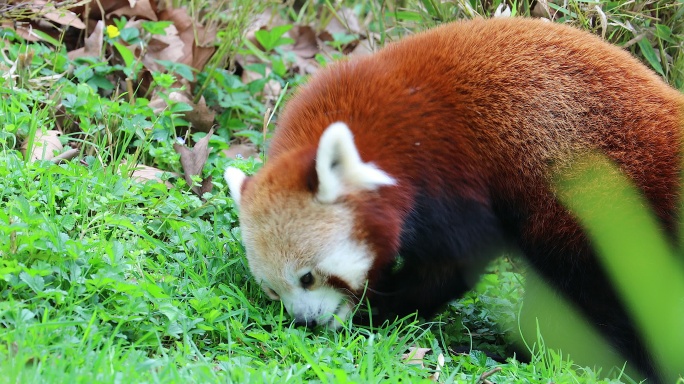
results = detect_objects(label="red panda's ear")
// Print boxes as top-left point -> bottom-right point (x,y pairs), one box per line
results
315,122 -> 395,203
224,167 -> 248,208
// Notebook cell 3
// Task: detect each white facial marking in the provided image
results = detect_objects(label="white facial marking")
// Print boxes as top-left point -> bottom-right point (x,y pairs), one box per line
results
316,122 -> 395,203
281,286 -> 348,327
318,241 -> 373,291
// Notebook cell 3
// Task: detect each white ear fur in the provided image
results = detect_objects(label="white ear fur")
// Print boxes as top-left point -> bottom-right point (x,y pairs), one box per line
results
315,122 -> 395,203
224,167 -> 247,207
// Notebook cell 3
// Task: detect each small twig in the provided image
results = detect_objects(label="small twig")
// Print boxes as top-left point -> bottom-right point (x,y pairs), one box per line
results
262,107 -> 271,145
51,148 -> 79,164
126,78 -> 134,103
478,366 -> 502,384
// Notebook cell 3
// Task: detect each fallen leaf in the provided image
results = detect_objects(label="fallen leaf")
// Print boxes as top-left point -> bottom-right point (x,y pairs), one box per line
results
72,0 -> 131,19
14,23 -> 41,42
222,143 -> 260,160
401,347 -> 431,367
288,25 -> 319,58
173,128 -> 215,196
111,0 -> 158,21
350,38 -> 374,57
531,0 -> 553,19
241,66 -> 282,103
326,7 -> 362,36
21,130 -> 63,161
68,20 -> 104,60
144,24 -> 185,70
149,90 -> 215,132
129,163 -> 175,188
198,175 -> 213,196
158,7 -> 215,70
191,44 -> 215,71
30,1 -> 86,29
183,95 -> 215,132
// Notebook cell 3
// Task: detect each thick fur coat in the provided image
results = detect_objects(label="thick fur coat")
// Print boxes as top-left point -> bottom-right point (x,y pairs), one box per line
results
226,18 -> 684,381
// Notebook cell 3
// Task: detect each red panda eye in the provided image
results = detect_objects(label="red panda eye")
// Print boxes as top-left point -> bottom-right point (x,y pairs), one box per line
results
300,272 -> 314,288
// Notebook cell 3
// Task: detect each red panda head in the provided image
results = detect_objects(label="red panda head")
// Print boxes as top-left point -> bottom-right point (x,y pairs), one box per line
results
225,122 -> 395,327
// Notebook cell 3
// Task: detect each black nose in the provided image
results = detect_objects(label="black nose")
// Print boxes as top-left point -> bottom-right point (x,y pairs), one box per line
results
294,318 -> 317,328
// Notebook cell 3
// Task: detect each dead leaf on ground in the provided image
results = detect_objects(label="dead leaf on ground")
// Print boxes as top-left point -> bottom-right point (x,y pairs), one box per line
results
222,143 -> 260,161
158,7 -> 216,70
350,37 -> 374,57
129,163 -> 175,188
14,23 -> 41,42
173,128 -> 215,196
149,89 -> 215,132
68,20 -> 104,60
326,7 -> 362,36
531,0 -> 553,19
71,0 -> 132,19
288,25 -> 319,58
21,130 -> 63,161
241,66 -> 282,103
30,0 -> 86,29
401,347 -> 444,382
111,0 -> 158,21
138,21 -> 185,71
401,347 -> 431,366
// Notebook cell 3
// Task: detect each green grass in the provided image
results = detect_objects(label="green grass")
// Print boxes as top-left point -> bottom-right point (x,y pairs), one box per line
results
1,0 -> 683,382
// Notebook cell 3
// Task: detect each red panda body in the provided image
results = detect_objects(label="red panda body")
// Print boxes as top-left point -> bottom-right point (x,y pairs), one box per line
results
226,18 -> 684,381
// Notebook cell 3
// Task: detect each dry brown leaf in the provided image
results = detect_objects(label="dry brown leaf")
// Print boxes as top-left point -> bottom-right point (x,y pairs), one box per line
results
326,7 -> 362,36
195,23 -> 217,47
72,0 -> 131,19
30,1 -> 86,29
191,44 -> 215,70
158,7 -> 216,70
14,23 -> 41,42
68,20 -> 104,60
531,0 -> 553,19
144,24 -> 185,70
173,128 -> 215,196
183,95 -> 215,133
350,38 -> 374,57
222,143 -> 260,160
401,347 -> 431,367
288,54 -> 319,75
149,90 -> 215,132
158,8 -> 193,64
198,175 -> 213,196
21,130 -> 63,161
129,164 -> 175,188
288,25 -> 319,59
241,66 -> 282,103
111,0 -> 158,21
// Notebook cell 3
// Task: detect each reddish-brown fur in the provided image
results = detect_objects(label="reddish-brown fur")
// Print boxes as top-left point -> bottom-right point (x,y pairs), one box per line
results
241,18 -> 684,380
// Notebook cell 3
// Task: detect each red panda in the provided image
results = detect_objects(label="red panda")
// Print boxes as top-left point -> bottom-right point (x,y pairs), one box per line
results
225,17 -> 684,381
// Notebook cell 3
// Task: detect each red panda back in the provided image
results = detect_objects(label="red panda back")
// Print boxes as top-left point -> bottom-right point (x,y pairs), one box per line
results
269,17 -> 684,241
